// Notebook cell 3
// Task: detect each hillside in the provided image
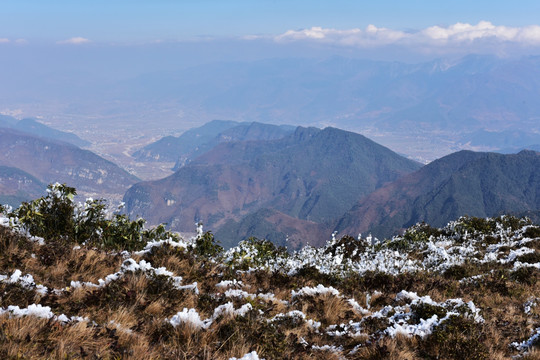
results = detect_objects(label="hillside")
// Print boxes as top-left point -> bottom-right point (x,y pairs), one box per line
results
0,186 -> 539,359
133,120 -> 295,169
133,120 -> 240,163
124,127 -> 421,247
0,166 -> 47,207
0,115 -> 90,148
0,128 -> 138,199
336,150 -> 540,238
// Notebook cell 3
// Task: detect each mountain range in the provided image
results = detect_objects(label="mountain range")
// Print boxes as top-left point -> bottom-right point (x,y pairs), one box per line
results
0,128 -> 138,202
335,150 -> 540,238
2,114 -> 538,247
133,120 -> 295,169
124,126 -> 422,247
125,120 -> 540,248
109,55 -> 540,157
0,115 -> 90,148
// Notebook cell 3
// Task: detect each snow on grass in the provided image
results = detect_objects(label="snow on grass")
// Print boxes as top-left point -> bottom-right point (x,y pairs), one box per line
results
523,297 -> 538,315
67,258 -> 199,294
168,308 -> 210,330
0,212 -> 537,358
221,216 -> 539,278
385,293 -> 484,338
323,290 -> 485,341
215,279 -> 244,289
0,304 -> 88,324
513,261 -> 540,270
501,247 -> 535,263
229,351 -> 264,360
511,327 -> 540,352
0,269 -> 48,295
134,237 -> 191,256
347,298 -> 370,315
291,284 -> 340,298
168,302 -> 254,330
220,288 -> 286,305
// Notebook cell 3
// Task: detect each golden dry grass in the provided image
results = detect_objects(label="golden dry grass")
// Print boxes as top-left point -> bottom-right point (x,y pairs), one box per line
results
0,225 -> 539,359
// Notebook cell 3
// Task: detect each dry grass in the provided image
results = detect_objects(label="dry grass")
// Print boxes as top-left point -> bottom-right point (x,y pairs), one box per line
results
1,225 -> 539,359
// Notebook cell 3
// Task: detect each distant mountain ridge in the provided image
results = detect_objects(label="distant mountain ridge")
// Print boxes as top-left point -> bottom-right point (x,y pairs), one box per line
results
5,55 -> 540,160
335,150 -> 540,238
0,115 -> 90,148
110,55 -> 540,156
124,126 -> 421,247
133,120 -> 295,169
133,120 -> 240,163
13,118 -> 91,148
0,128 -> 138,200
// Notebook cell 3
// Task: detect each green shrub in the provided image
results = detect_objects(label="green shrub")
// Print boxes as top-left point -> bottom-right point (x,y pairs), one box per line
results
403,222 -> 443,243
455,216 -> 528,237
11,183 -> 77,242
193,231 -> 223,257
6,183 -> 177,251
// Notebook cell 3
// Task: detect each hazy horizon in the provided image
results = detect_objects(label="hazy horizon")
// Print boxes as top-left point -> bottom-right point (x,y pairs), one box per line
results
3,1 -> 540,165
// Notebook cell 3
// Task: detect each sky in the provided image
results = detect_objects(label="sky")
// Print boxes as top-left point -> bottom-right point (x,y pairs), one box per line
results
2,0 -> 540,44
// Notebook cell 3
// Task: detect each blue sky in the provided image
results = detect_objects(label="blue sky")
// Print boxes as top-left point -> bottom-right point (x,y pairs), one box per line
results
2,0 -> 540,42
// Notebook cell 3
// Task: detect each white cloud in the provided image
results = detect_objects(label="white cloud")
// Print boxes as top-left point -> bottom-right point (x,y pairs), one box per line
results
275,26 -> 406,47
0,38 -> 10,43
57,37 -> 91,45
274,22 -> 540,48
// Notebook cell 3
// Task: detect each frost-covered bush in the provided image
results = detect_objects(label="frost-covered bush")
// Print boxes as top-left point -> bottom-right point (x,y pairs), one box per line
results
225,237 -> 288,269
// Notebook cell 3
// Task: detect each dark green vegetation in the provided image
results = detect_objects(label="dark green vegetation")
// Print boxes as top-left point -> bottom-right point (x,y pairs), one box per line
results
7,184 -> 175,251
1,186 -> 539,359
124,126 -> 421,248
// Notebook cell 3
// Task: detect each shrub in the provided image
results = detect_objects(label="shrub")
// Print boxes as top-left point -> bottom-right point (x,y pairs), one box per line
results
420,315 -> 488,360
227,237 -> 287,269
524,226 -> 540,239
511,266 -> 539,285
193,231 -> 223,257
6,183 -> 177,251
410,303 -> 447,324
454,216 -> 528,238
324,235 -> 367,259
403,222 -> 444,243
444,264 -> 471,280
516,251 -> 540,264
11,183 -> 78,242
